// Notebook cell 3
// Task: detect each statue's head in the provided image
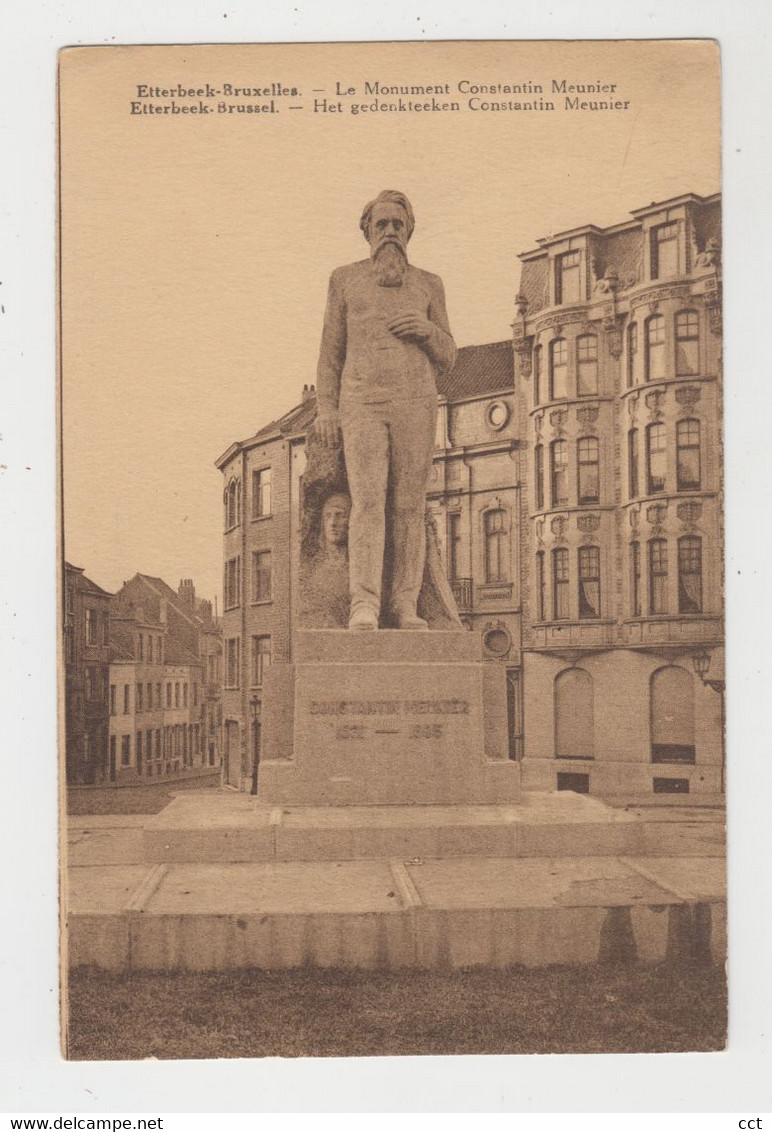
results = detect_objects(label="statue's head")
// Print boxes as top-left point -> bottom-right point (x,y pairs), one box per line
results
360,190 -> 414,287
320,492 -> 351,549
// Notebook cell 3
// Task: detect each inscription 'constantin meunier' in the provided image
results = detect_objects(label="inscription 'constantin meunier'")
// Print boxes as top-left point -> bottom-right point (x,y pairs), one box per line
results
310,698 -> 470,716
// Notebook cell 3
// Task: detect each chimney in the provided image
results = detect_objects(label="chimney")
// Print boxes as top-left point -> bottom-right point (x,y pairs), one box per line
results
301,383 -> 316,403
178,578 -> 196,608
198,598 -> 212,626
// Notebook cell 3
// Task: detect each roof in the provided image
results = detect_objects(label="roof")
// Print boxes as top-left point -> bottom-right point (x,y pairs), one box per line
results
132,574 -> 203,629
65,562 -> 113,599
164,637 -> 201,666
108,620 -> 135,663
438,341 -> 513,400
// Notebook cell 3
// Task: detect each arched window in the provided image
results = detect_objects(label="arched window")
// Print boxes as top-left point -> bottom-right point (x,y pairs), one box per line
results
628,428 -> 639,498
549,338 -> 568,400
676,418 -> 701,490
645,315 -> 666,382
577,436 -> 600,504
627,322 -> 638,388
550,440 -> 568,507
576,334 -> 598,396
678,536 -> 703,613
648,538 -> 668,614
646,423 -> 666,494
650,666 -> 695,763
483,508 -> 509,583
555,668 -> 594,759
675,310 -> 700,375
552,547 -> 569,620
630,541 -> 641,616
533,344 -> 542,404
578,546 -> 601,619
534,443 -> 544,510
535,551 -> 546,620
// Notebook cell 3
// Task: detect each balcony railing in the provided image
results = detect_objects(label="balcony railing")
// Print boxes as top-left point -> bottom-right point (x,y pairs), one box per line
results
450,577 -> 473,612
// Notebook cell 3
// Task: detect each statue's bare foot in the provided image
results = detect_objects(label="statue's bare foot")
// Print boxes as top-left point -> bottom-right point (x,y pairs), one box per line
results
348,605 -> 379,631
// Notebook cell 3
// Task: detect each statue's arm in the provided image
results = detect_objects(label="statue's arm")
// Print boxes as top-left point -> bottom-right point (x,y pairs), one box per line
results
315,269 -> 346,446
316,269 -> 347,412
424,276 -> 457,376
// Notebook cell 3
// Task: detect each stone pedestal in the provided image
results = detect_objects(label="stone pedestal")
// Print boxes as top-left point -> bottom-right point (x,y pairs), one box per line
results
259,630 -> 519,805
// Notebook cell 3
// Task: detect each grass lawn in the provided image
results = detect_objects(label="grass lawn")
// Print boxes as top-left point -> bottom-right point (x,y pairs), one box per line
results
67,775 -> 221,816
66,962 -> 726,1059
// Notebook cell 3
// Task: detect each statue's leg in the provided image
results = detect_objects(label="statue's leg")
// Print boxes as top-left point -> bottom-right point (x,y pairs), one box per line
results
340,400 -> 389,623
387,396 -> 438,624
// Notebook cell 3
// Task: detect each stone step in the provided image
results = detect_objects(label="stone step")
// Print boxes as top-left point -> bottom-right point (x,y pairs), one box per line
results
137,791 -> 724,864
66,854 -> 726,972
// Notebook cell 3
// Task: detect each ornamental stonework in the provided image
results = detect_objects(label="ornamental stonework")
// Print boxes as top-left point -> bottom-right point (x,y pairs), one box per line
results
576,405 -> 600,430
645,390 -> 665,420
646,503 -> 668,533
549,409 -> 568,435
677,501 -> 703,528
675,385 -> 701,411
577,514 -> 601,534
550,515 -> 568,542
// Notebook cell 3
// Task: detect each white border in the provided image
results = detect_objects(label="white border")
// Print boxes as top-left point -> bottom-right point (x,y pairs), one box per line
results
1,0 -> 771,1114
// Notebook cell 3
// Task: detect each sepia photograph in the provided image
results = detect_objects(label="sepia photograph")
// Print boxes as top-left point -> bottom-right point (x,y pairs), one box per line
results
58,38 -> 726,1063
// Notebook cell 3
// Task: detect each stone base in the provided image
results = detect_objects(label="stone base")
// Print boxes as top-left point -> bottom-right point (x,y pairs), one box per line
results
260,629 -> 518,805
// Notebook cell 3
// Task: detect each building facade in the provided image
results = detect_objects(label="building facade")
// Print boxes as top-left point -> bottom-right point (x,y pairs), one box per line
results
217,191 -> 723,798
106,574 -> 222,782
514,192 -> 723,796
64,563 -> 112,785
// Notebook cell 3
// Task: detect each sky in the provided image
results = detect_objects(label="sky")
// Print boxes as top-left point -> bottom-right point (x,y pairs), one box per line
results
60,39 -> 720,605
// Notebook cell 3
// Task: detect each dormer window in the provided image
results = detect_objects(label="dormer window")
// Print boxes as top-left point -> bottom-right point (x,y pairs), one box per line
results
556,250 -> 582,305
651,223 -> 679,280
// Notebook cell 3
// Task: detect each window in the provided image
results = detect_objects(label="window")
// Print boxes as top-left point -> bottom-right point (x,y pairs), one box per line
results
225,638 -> 240,688
549,339 -> 568,400
648,539 -> 668,614
252,467 -> 272,518
155,729 -> 161,759
646,424 -> 666,494
678,536 -> 703,613
653,777 -> 690,794
577,437 -> 600,504
156,682 -> 161,709
627,322 -> 638,388
628,428 -> 639,498
630,541 -> 641,617
578,546 -> 601,619
550,440 -> 568,507
676,419 -> 701,490
224,556 -> 241,610
166,682 -> 172,708
534,444 -> 544,510
137,634 -> 144,662
183,682 -> 188,708
645,315 -> 665,382
85,667 -> 98,700
225,478 -> 240,530
146,682 -> 152,709
533,344 -> 542,404
136,683 -> 143,712
557,772 -> 590,793
484,509 -> 508,583
555,668 -> 594,758
193,682 -> 199,707
447,512 -> 462,579
157,637 -> 163,664
651,222 -> 679,279
675,310 -> 700,375
136,731 -> 143,762
536,551 -> 546,620
556,250 -> 581,304
85,609 -> 96,646
175,682 -> 180,708
121,735 -> 131,767
251,635 -> 272,688
146,729 -> 153,761
123,684 -> 130,714
109,684 -> 116,716
251,550 -> 272,602
552,548 -> 569,620
576,335 -> 598,396
147,636 -> 153,663
650,666 -> 695,763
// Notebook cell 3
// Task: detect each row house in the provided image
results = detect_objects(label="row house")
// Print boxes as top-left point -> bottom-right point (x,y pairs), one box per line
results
63,563 -> 112,785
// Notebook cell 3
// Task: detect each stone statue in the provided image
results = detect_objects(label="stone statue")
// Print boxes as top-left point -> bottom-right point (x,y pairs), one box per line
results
694,237 -> 721,270
314,189 -> 457,630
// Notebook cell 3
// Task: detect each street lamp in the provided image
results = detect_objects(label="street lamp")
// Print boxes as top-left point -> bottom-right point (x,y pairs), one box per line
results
250,695 -> 261,797
691,649 -> 726,794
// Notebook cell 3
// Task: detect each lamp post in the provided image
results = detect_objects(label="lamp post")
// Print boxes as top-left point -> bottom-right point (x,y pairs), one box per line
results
250,695 -> 261,796
691,649 -> 725,794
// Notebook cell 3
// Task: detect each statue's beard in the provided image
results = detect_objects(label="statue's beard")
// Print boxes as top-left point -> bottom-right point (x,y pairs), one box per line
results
371,239 -> 408,287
